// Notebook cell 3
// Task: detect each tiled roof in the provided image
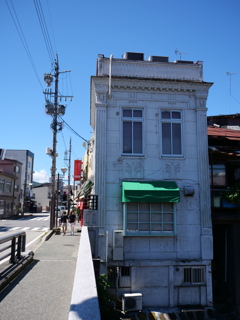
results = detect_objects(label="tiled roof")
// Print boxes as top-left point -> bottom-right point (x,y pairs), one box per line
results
208,127 -> 240,140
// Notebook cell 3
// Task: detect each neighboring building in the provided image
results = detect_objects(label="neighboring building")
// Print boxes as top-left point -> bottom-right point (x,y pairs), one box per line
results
33,178 -> 66,212
33,182 -> 51,211
5,149 -> 34,213
208,114 -> 240,131
82,53 -> 213,308
208,118 -> 240,309
0,158 -> 22,217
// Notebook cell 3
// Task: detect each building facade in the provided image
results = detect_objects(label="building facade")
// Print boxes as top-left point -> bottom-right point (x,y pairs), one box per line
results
85,53 -> 213,308
5,149 -> 34,213
0,158 -> 22,217
208,117 -> 240,309
33,182 -> 52,211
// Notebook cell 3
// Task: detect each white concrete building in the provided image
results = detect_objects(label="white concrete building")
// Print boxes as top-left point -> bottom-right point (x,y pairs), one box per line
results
85,53 -> 213,308
33,183 -> 51,211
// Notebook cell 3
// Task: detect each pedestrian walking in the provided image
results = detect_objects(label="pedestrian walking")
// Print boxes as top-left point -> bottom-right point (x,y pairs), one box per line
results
68,210 -> 76,235
60,211 -> 68,236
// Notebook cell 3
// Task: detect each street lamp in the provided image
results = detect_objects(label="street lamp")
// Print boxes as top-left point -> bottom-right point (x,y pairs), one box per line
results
61,167 -> 67,175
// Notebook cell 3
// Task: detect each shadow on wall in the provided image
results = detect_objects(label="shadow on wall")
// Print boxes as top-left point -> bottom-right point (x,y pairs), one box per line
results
69,297 -> 101,320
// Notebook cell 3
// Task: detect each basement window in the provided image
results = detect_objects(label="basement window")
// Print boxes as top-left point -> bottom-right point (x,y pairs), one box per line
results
108,266 -> 131,288
183,267 -> 205,284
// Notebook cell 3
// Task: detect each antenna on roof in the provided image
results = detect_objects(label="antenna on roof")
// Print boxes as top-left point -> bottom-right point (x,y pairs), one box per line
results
175,48 -> 187,60
226,71 -> 237,114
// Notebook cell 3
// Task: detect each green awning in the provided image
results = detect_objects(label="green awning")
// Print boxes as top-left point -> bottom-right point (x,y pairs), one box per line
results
122,181 -> 180,203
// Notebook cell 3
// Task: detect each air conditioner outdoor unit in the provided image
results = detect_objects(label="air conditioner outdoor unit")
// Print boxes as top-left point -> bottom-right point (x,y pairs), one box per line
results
122,293 -> 142,311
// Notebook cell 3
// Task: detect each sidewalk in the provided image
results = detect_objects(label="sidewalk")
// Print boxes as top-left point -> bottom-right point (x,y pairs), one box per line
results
0,229 -> 81,320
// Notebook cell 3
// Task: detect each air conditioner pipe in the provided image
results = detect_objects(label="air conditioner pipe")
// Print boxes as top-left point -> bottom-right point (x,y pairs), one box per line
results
105,231 -> 108,263
108,54 -> 113,98
116,267 -> 122,301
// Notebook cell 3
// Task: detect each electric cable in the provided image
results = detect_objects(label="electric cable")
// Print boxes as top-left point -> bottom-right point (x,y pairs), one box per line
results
61,130 -> 67,151
5,0 -> 44,91
34,0 -> 55,65
58,116 -> 89,143
46,0 -> 57,54
230,94 -> 240,105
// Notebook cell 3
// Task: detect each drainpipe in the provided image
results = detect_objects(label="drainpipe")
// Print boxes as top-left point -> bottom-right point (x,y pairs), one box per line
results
225,228 -> 228,282
108,55 -> 113,99
105,231 -> 108,263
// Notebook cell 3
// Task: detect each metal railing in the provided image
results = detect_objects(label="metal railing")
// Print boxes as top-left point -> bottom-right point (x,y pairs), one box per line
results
0,231 -> 26,264
84,194 -> 98,210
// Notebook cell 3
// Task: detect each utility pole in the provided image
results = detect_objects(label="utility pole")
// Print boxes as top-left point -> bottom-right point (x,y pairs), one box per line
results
50,55 -> 59,230
43,54 -> 73,230
64,138 -> 72,215
68,138 -> 72,215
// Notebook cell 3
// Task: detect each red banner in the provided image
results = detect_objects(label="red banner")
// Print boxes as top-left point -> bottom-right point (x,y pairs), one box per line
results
74,160 -> 83,181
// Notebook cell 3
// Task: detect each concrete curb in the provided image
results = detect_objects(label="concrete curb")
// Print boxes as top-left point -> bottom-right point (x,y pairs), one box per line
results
45,229 -> 54,241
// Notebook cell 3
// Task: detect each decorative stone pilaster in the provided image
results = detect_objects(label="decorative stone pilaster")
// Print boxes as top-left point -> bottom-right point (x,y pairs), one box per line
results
93,85 -> 108,229
196,91 -> 212,232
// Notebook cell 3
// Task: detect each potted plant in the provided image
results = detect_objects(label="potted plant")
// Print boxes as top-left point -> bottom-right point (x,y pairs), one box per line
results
222,184 -> 240,207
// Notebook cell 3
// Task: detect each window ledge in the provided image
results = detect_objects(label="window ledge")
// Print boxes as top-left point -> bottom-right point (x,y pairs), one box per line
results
124,232 -> 175,237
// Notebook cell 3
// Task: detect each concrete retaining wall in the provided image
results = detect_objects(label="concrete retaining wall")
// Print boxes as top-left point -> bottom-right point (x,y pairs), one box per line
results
68,226 -> 101,320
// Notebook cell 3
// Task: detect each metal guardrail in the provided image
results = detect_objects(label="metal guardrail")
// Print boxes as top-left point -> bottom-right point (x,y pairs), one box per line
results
0,231 -> 26,264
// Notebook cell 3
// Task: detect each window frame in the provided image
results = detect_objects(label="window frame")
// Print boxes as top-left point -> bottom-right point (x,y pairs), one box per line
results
183,266 -> 205,285
123,202 -> 176,236
14,166 -> 20,173
5,180 -> 12,193
0,200 -> 4,215
0,179 -> 4,192
160,110 -> 183,157
122,108 -> 144,156
210,164 -> 226,186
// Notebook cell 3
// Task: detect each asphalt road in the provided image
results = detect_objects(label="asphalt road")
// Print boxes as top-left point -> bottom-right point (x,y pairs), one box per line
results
0,212 -> 50,233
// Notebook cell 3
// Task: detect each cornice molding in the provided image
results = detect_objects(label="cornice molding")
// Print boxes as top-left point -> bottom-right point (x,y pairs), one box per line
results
111,83 -> 196,94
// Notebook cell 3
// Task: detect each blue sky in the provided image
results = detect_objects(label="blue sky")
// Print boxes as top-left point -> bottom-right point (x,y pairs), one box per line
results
1,0 -> 240,183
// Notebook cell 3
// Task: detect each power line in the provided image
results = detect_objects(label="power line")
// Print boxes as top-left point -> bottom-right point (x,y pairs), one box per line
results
5,0 -> 44,90
58,116 -> 89,143
231,94 -> 240,105
61,130 -> 67,151
34,0 -> 55,65
226,72 -> 239,112
46,0 -> 57,54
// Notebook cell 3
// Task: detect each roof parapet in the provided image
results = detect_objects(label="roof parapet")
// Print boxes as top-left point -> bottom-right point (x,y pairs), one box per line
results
97,53 -> 203,81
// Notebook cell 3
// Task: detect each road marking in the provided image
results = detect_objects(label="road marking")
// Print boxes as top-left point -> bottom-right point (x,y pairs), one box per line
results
26,231 -> 47,248
0,227 -> 49,232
